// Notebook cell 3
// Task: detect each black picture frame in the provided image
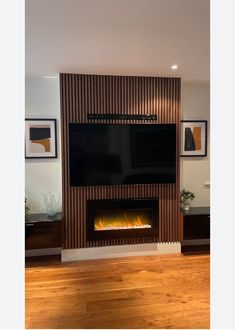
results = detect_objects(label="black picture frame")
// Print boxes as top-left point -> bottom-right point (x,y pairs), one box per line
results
180,120 -> 207,157
25,118 -> 57,159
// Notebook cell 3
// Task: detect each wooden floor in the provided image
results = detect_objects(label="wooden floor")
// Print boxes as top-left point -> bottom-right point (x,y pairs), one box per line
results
26,253 -> 210,329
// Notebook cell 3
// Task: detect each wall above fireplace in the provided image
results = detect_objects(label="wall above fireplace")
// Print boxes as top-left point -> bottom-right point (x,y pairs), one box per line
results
60,73 -> 181,250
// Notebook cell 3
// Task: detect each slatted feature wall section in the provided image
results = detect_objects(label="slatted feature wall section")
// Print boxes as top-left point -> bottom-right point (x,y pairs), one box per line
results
60,74 -> 181,249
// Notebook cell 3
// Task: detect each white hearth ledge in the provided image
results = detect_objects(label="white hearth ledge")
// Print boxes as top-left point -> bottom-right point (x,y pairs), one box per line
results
26,247 -> 61,257
61,242 -> 181,262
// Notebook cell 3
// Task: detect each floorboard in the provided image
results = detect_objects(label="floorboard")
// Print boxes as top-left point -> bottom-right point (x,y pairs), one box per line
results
26,253 -> 210,329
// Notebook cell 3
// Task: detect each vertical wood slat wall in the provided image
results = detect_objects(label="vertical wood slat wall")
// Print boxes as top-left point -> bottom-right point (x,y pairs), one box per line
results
60,73 -> 181,249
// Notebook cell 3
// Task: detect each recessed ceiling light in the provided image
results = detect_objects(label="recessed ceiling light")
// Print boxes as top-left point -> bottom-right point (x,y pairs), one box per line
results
43,75 -> 57,79
171,65 -> 178,70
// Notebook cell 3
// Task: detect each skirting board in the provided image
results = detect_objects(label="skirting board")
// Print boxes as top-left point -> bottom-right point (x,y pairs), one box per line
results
62,242 -> 181,262
25,247 -> 61,257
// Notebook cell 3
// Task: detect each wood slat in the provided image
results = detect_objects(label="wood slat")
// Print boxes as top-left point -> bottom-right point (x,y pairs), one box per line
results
60,74 -> 181,249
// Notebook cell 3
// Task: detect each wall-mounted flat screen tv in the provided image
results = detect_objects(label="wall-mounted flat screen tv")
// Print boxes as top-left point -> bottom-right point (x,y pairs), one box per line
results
69,123 -> 176,186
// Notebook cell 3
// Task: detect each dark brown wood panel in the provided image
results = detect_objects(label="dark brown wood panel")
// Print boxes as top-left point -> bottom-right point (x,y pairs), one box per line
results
25,221 -> 61,250
60,73 -> 181,249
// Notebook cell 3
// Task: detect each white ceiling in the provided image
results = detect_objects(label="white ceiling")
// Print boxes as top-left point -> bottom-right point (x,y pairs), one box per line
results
26,0 -> 210,82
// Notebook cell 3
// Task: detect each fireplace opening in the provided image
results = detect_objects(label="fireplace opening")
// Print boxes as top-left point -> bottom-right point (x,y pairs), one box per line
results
94,209 -> 152,231
87,198 -> 158,241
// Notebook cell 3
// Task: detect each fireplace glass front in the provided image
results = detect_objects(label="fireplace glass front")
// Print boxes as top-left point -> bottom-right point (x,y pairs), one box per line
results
94,209 -> 152,231
87,198 -> 158,241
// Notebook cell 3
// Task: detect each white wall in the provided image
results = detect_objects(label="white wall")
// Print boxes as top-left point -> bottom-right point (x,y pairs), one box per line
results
181,82 -> 210,206
25,77 -> 62,213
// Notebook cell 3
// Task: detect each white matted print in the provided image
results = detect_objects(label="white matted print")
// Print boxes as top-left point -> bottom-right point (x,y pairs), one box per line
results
181,120 -> 207,157
25,119 -> 57,158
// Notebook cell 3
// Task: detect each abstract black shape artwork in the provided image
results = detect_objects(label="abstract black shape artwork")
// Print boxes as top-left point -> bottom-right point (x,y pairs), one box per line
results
25,119 -> 57,158
184,127 -> 196,151
181,120 -> 207,157
29,127 -> 51,140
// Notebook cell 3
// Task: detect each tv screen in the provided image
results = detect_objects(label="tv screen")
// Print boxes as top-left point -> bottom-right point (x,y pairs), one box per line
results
69,123 -> 176,186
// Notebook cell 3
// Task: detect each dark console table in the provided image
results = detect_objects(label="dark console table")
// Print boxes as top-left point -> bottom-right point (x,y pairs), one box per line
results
25,213 -> 62,256
179,207 -> 210,253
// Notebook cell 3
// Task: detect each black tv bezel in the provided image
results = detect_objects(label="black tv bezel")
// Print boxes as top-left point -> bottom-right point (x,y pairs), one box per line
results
68,122 -> 177,187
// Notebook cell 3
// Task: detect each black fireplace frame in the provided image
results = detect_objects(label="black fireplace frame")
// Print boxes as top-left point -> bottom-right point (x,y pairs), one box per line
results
86,198 -> 159,241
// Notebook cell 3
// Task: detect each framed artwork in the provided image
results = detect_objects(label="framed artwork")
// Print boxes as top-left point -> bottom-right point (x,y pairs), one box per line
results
181,120 -> 207,157
25,118 -> 57,158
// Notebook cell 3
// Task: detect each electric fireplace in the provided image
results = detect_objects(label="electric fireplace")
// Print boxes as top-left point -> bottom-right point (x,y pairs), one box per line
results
87,198 -> 159,241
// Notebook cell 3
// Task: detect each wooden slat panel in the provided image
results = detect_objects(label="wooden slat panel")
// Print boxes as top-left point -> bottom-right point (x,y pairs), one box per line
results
60,74 -> 181,249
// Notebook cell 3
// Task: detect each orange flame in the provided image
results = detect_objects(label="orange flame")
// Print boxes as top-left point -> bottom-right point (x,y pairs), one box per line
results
94,212 -> 151,231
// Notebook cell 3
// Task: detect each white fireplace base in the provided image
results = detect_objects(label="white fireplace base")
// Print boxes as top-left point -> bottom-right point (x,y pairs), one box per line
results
61,242 -> 181,262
